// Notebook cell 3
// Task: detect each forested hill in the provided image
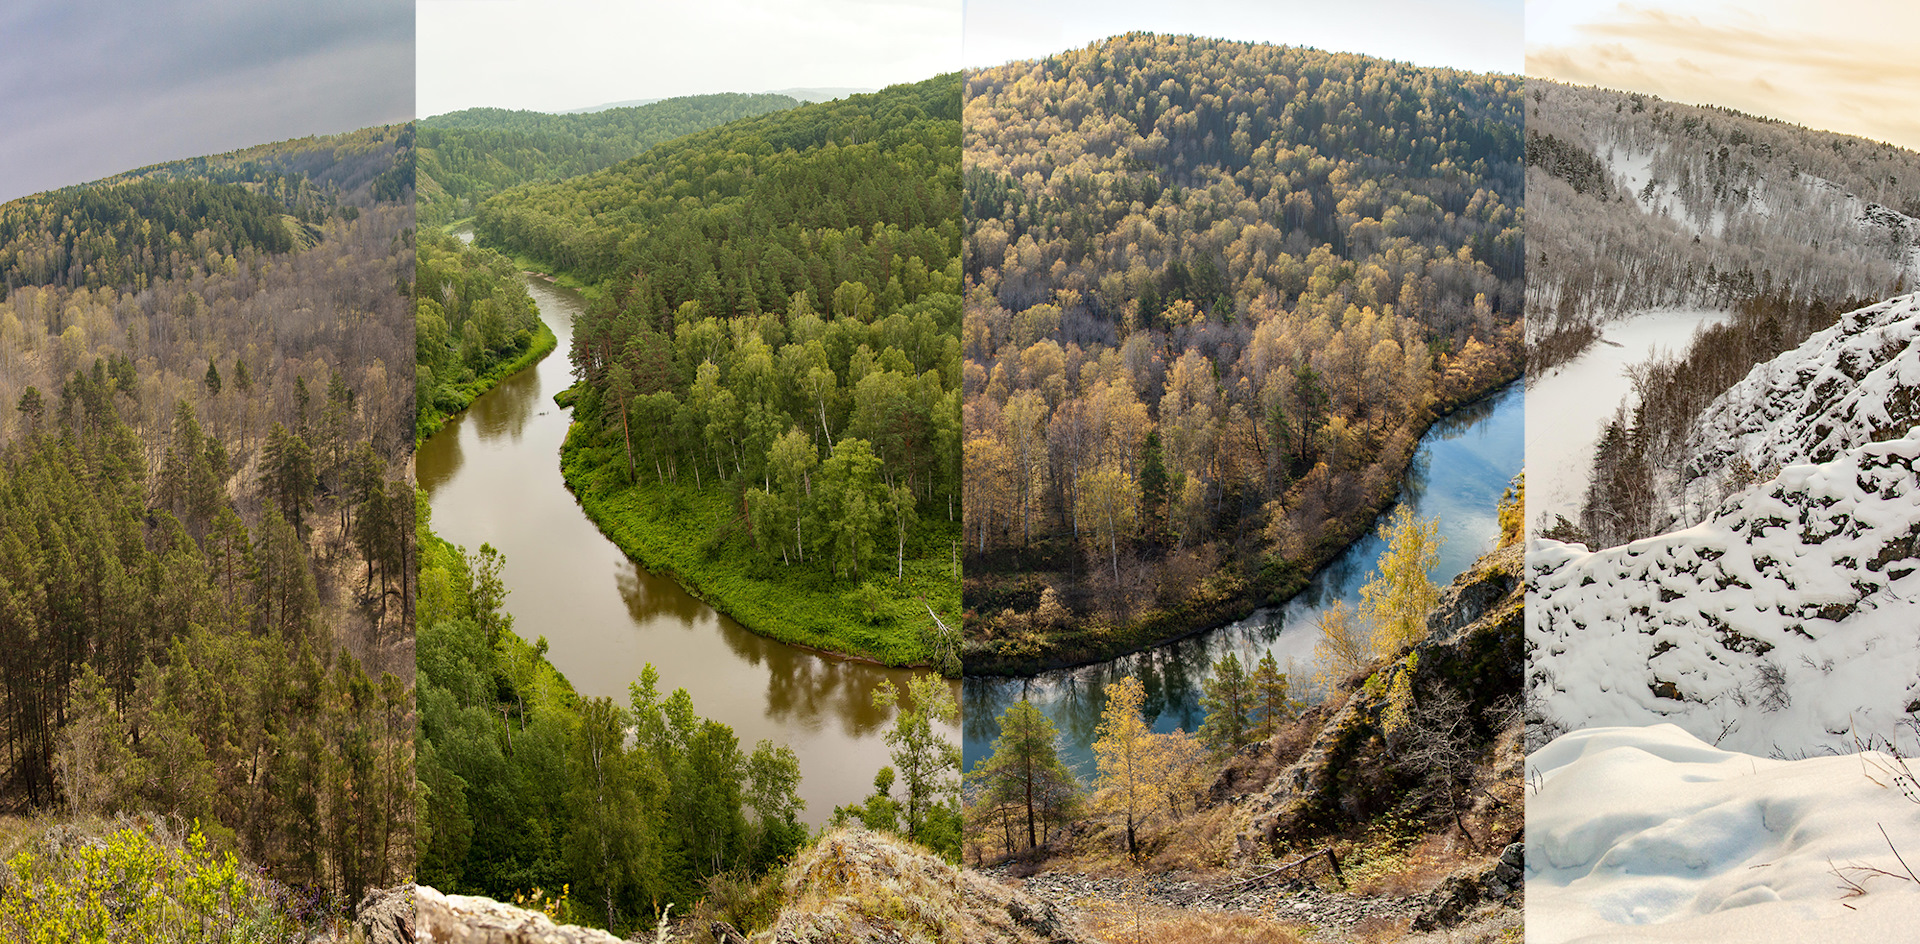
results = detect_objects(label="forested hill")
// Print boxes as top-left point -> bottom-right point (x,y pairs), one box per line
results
417,93 -> 798,226
473,74 -> 963,667
962,34 -> 1523,672
0,124 -> 412,300
1526,79 -> 1920,367
0,132 -> 415,907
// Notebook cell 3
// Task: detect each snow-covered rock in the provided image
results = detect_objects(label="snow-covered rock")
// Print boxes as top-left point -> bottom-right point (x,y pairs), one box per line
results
1527,725 -> 1920,943
1529,431 -> 1920,756
1681,292 -> 1920,523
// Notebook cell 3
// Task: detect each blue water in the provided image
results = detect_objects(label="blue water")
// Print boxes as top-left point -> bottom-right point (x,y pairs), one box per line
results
962,381 -> 1524,778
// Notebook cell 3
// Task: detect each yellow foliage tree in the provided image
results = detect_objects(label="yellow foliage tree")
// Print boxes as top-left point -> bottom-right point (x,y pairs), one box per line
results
1092,675 -> 1153,858
1359,505 -> 1443,655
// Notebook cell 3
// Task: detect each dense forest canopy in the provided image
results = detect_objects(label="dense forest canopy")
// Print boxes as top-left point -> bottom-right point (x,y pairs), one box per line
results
1525,79 -> 1920,368
413,231 -> 549,440
0,126 -> 415,910
413,525 -> 811,934
961,34 -> 1524,670
473,75 -> 964,667
417,93 -> 799,227
0,125 -> 413,303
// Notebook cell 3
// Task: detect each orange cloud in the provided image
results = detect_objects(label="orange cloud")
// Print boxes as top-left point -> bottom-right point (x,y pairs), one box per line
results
1528,2 -> 1920,150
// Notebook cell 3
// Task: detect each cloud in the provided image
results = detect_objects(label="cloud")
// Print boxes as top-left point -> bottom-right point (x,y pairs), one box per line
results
1527,2 -> 1920,150
0,0 -> 413,203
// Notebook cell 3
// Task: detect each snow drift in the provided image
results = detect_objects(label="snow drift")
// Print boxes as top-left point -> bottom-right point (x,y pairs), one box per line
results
1527,725 -> 1920,943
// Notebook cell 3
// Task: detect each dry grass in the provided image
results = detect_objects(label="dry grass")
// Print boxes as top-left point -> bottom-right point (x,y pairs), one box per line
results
1344,829 -> 1481,899
766,827 -> 1093,944
1078,897 -> 1311,944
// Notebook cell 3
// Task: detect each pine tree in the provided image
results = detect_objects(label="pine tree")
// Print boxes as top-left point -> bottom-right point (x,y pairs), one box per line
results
1250,652 -> 1295,741
969,698 -> 1080,852
1197,652 -> 1253,755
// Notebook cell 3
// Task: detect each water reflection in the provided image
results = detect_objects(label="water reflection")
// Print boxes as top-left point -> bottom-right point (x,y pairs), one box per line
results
418,270 -> 953,823
963,382 -> 1524,777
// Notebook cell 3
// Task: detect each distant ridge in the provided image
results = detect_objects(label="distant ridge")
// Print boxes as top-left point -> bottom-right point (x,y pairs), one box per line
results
561,86 -> 872,113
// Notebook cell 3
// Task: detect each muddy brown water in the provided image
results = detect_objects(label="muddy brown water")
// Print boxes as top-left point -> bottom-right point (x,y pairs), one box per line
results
417,266 -> 953,823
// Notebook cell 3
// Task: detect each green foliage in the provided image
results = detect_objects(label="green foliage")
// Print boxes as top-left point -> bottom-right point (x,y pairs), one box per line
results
1250,652 -> 1298,741
415,523 -> 811,935
0,819 -> 318,943
966,698 -> 1081,854
477,75 -> 963,667
413,232 -> 556,442
419,93 -> 800,226
871,675 -> 962,861
561,437 -> 960,666
1197,652 -> 1254,755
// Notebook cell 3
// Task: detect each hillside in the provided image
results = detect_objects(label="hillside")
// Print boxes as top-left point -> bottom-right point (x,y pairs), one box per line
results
1525,79 -> 1920,368
961,33 -> 1525,672
975,543 -> 1526,944
470,75 -> 963,667
1678,293 -> 1920,521
417,93 -> 798,226
0,126 -> 415,910
1529,295 -> 1920,757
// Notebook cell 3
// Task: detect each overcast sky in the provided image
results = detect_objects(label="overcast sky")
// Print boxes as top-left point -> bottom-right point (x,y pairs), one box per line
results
1528,0 -> 1920,151
964,0 -> 1524,75
0,0 -> 413,205
418,0 -> 961,118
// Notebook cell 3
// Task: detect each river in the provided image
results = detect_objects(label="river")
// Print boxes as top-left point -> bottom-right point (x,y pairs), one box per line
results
961,381 -> 1525,777
417,261 -> 945,824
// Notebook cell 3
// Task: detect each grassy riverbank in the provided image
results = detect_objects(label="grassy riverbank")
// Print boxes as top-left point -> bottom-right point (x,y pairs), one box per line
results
414,317 -> 557,445
559,426 -> 962,672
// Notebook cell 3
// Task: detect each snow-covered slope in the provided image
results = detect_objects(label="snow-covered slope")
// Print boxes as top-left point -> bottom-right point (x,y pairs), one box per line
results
1528,725 -> 1920,943
1531,289 -> 1920,756
1680,293 -> 1920,522
1528,430 -> 1920,756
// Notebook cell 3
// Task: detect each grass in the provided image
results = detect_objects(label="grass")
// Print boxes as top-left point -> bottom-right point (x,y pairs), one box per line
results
415,318 -> 559,446
560,427 -> 961,670
1078,899 -> 1311,944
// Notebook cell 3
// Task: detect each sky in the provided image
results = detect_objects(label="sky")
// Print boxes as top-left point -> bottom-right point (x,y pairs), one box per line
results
418,0 -> 962,118
963,0 -> 1525,75
1528,0 -> 1920,151
0,0 -> 414,205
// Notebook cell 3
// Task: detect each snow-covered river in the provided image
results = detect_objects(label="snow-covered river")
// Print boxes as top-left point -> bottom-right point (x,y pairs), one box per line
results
1526,308 -> 1729,528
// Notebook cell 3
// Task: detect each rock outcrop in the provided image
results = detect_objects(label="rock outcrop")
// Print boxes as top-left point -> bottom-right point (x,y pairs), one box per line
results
1230,543 -> 1523,854
414,885 -> 627,944
763,827 -> 1093,944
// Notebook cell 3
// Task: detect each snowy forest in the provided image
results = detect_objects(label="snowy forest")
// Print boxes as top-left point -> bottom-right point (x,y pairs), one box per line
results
962,34 -> 1525,674
1525,79 -> 1920,372
1524,80 -> 1920,546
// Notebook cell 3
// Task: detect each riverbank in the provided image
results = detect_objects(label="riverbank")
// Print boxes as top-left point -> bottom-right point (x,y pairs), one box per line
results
557,425 -> 962,672
963,369 -> 1523,677
413,318 -> 558,445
